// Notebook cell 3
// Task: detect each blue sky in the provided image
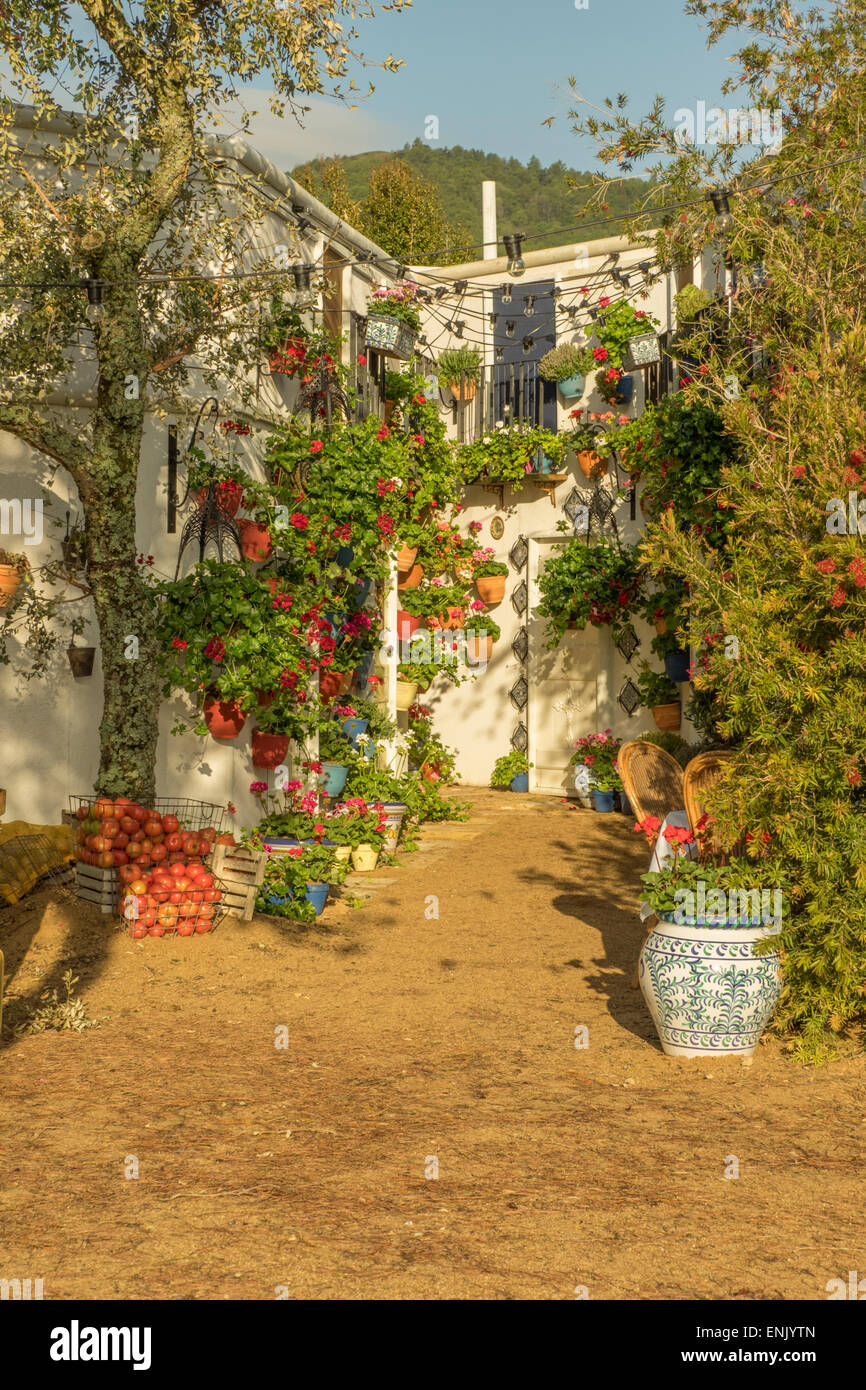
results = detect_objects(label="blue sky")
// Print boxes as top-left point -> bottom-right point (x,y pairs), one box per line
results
240,0 -> 743,171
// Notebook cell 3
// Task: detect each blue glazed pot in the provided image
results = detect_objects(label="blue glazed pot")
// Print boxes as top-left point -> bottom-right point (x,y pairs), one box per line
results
510,772 -> 529,793
263,836 -> 313,851
342,717 -> 369,748
305,883 -> 330,915
335,545 -> 355,568
616,373 -> 635,404
356,579 -> 373,605
618,791 -> 633,817
558,372 -> 585,400
664,648 -> 690,683
265,889 -> 293,906
320,762 -> 348,798
591,788 -> 616,813
354,650 -> 374,682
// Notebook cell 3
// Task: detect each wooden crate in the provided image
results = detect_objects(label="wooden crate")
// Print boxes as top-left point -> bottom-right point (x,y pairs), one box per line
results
74,862 -> 120,916
210,843 -> 266,921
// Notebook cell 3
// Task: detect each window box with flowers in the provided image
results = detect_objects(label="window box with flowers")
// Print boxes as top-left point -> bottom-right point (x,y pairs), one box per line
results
537,537 -> 642,648
365,280 -> 424,359
459,423 -> 564,490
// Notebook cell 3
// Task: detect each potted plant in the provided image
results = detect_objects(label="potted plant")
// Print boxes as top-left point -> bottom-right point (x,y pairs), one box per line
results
568,410 -> 609,479
264,293 -> 308,374
472,553 -> 509,606
251,781 -> 330,848
290,842 -> 347,914
538,343 -> 594,399
637,664 -> 682,730
365,280 -> 423,359
66,639 -> 96,677
0,548 -> 28,608
459,421 -> 552,491
570,731 -> 622,812
317,721 -> 353,799
635,824 -> 785,1057
531,428 -> 569,475
537,537 -> 642,647
491,750 -> 532,793
464,611 -> 501,665
438,346 -> 482,401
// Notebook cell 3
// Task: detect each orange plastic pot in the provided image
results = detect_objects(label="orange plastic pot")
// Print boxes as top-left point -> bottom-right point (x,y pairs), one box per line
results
239,520 -> 273,562
578,449 -> 608,480
203,693 -> 247,740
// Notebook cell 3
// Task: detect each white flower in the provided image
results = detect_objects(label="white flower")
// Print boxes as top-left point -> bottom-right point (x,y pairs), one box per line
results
390,476 -> 403,488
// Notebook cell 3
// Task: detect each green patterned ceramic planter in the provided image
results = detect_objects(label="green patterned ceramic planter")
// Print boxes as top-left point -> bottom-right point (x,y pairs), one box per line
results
365,314 -> 416,361
639,913 -> 782,1058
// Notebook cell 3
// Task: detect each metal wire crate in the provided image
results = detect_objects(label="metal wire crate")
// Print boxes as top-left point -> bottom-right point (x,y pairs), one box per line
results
0,834 -> 76,907
67,795 -> 225,834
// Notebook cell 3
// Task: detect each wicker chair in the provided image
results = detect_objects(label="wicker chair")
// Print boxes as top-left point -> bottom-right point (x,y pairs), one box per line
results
618,740 -> 685,825
683,750 -> 739,855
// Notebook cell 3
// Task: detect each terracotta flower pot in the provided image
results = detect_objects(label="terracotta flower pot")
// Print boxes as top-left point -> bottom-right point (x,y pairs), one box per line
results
652,701 -> 682,732
319,670 -> 342,700
0,564 -> 23,607
256,688 -> 278,708
337,671 -> 353,695
421,765 -> 442,783
466,634 -> 494,665
238,520 -> 273,562
194,483 -> 242,517
397,610 -> 421,641
251,728 -> 289,769
67,645 -> 96,677
444,606 -> 465,631
396,544 -> 418,573
578,449 -> 608,480
384,400 -> 396,425
203,692 -> 247,740
450,380 -> 476,402
654,618 -> 667,636
476,575 -> 506,605
397,563 -> 424,591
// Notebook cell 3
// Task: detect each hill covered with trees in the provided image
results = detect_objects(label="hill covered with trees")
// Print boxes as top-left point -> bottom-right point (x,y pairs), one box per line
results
292,139 -> 654,263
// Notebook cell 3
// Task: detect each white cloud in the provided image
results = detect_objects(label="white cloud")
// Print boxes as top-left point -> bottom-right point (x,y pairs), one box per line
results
210,93 -> 408,172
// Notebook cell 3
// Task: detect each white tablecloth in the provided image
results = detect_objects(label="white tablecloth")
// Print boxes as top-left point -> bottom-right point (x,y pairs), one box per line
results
640,809 -> 697,920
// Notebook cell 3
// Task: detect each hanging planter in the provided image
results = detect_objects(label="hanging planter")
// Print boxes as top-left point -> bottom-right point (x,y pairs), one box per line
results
476,575 -> 506,605
251,728 -> 289,769
396,609 -> 421,642
193,479 -> 243,517
0,558 -> 26,608
365,314 -> 416,361
396,679 -> 419,710
319,670 -> 342,700
319,762 -> 349,798
396,543 -> 418,573
615,373 -> 635,404
623,332 -> 660,370
466,633 -> 494,665
67,644 -> 96,678
450,379 -> 476,402
652,701 -> 682,732
664,648 -> 690,683
256,688 -> 278,708
557,373 -> 586,401
397,563 -> 424,591
577,449 -> 608,480
238,520 -> 273,562
203,691 -> 247,740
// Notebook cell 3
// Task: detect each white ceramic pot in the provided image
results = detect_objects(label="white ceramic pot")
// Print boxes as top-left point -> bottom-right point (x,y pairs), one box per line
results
395,679 -> 418,711
639,912 -> 782,1058
333,845 -> 352,863
351,843 -> 380,873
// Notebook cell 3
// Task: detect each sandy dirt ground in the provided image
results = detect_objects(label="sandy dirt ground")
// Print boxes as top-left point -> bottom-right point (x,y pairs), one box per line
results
1,788 -> 864,1300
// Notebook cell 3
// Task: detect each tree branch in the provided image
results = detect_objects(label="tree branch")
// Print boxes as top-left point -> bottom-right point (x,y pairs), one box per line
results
0,404 -> 94,493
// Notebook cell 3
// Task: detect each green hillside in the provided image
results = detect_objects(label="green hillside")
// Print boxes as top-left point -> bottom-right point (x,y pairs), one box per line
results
291,139 -> 654,259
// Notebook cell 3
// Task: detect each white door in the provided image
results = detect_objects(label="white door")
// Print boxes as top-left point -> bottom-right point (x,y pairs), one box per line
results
527,536 -> 605,795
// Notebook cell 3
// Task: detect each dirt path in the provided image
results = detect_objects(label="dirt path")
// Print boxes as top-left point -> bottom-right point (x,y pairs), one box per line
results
1,789 -> 864,1300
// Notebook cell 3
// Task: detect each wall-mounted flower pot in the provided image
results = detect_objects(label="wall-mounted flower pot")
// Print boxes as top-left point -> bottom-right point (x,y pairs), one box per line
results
304,883 -> 330,915
664,648 -> 690,683
396,679 -> 419,711
396,609 -> 421,642
384,400 -> 396,425
450,380 -> 477,402
365,314 -> 416,361
510,772 -> 529,793
0,564 -> 24,608
466,634 -> 494,665
256,688 -> 278,708
397,563 -> 424,591
351,843 -> 380,873
615,373 -> 635,404
320,762 -> 349,798
654,618 -> 667,636
558,373 -> 585,400
652,701 -> 682,732
67,645 -> 96,677
353,652 -> 374,685
577,449 -> 608,480
319,670 -> 342,700
251,728 -> 289,769
623,333 -> 660,369
337,671 -> 353,696
335,545 -> 355,568
203,692 -> 247,740
238,520 -> 273,562
342,717 -> 369,748
591,789 -> 616,813
396,544 -> 418,573
476,575 -> 506,605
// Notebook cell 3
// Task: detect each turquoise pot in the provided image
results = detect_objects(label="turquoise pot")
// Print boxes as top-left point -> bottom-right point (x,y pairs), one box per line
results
510,773 -> 529,793
558,372 -> 585,400
320,762 -> 349,798
305,883 -> 330,915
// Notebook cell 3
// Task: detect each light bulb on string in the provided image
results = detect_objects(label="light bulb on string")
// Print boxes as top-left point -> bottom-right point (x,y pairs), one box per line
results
502,232 -> 526,278
82,278 -> 105,325
709,188 -> 733,235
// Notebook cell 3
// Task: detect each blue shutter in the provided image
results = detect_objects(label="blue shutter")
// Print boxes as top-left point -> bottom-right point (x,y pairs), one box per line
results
492,280 -> 557,429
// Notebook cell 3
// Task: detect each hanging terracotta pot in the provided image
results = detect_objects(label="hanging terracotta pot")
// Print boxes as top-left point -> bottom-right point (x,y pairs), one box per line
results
256,688 -> 278,708
319,670 -> 342,700
0,564 -> 24,608
444,606 -> 465,631
476,575 -> 506,605
396,544 -> 418,573
384,400 -> 396,425
654,618 -> 667,636
466,634 -> 494,665
251,727 -> 289,769
203,692 -> 247,740
450,380 -> 476,402
238,520 -> 273,562
67,645 -> 96,677
397,563 -> 424,591
397,610 -> 421,641
652,701 -> 682,732
578,449 -> 608,480
194,481 -> 243,517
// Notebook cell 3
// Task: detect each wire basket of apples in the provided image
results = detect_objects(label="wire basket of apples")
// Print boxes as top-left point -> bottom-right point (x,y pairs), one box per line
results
119,856 -> 225,938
